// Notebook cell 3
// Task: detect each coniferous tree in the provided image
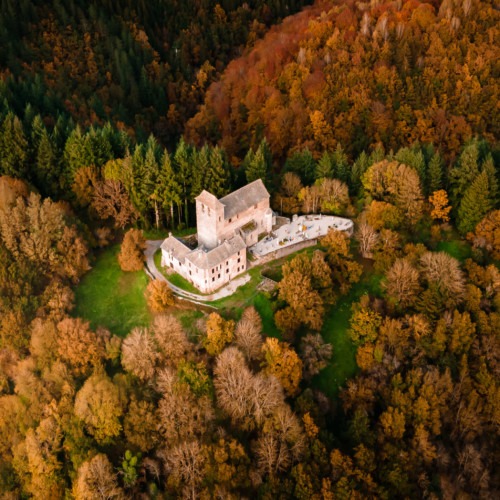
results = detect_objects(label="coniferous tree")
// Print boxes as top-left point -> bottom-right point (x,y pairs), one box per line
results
427,151 -> 444,194
331,143 -> 350,184
35,128 -> 59,197
143,136 -> 161,227
0,112 -> 28,178
192,146 -> 209,199
450,141 -> 480,204
158,150 -> 182,227
63,125 -> 86,188
315,151 -> 334,180
29,115 -> 45,153
369,145 -> 385,165
351,151 -> 369,192
84,126 -> 113,169
207,146 -> 230,198
285,149 -> 316,185
241,147 -> 255,176
482,154 -> 498,207
174,138 -> 192,226
245,142 -> 269,185
131,144 -> 147,215
457,170 -> 491,234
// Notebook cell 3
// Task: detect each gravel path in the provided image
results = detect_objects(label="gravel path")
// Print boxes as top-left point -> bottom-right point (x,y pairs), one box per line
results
144,240 -> 251,303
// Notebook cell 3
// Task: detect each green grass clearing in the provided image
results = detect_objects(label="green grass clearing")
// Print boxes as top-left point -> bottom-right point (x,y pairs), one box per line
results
154,250 -> 164,275
252,292 -> 281,339
74,245 -> 151,337
168,272 -> 205,295
436,239 -> 472,262
313,270 -> 383,399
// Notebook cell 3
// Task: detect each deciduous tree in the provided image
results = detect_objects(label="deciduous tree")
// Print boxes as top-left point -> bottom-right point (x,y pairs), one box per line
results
429,190 -> 452,222
318,178 -> 349,214
385,258 -> 421,309
121,327 -> 158,380
468,210 -> 500,259
365,201 -> 402,230
419,251 -> 466,306
145,279 -> 174,312
161,440 -> 205,500
117,228 -> 145,272
74,370 -> 124,444
235,306 -> 264,361
356,222 -> 379,259
152,314 -> 192,366
73,453 -> 124,500
0,192 -> 89,282
348,303 -> 382,346
204,313 -> 235,356
92,179 -> 138,228
56,318 -> 107,376
123,398 -> 159,453
262,338 -> 302,396
299,333 -> 333,380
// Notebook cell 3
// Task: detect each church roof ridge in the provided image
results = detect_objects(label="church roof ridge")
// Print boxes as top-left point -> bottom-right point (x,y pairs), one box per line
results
219,179 -> 269,220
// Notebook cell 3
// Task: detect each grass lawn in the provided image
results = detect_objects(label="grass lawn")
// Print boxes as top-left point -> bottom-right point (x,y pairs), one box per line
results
436,239 -> 472,262
313,270 -> 383,399
209,267 -> 263,311
253,292 -> 281,339
74,245 -> 151,337
168,272 -> 204,295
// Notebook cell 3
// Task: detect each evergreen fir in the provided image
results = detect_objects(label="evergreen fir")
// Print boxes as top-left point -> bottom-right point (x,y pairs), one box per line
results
457,170 -> 491,234
427,152 -> 444,194
315,151 -> 334,180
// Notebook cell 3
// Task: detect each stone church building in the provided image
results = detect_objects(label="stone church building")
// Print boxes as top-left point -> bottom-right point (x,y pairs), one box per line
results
161,179 -> 275,293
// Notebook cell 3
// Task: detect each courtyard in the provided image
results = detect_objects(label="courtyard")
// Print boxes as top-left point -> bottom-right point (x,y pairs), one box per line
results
249,214 -> 354,258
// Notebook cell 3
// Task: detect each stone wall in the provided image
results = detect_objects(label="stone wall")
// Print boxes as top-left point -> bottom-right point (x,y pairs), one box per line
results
219,199 -> 269,242
250,239 -> 318,267
189,249 -> 246,293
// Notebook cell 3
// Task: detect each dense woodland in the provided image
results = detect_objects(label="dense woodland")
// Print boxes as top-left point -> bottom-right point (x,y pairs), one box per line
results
0,0 -> 499,498
0,0 -> 312,145
186,0 -> 499,162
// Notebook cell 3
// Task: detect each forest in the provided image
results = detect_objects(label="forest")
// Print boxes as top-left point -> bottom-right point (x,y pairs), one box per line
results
0,0 -> 312,146
0,0 -> 499,498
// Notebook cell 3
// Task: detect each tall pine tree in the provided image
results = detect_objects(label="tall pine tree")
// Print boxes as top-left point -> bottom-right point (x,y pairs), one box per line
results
427,151 -> 444,194
0,112 -> 28,178
158,150 -> 182,227
315,151 -> 334,180
173,138 -> 192,226
206,146 -> 230,198
457,170 -> 491,234
450,141 -> 480,205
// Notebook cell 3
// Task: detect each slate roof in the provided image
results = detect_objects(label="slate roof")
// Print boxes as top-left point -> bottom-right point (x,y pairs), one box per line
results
195,190 -> 222,209
219,179 -> 269,220
160,235 -> 191,262
186,235 -> 246,270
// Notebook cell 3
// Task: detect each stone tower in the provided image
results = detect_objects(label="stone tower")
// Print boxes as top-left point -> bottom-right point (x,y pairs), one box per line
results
195,190 -> 224,249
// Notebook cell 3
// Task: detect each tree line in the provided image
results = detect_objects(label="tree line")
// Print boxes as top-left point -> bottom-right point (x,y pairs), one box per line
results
1,106 -> 497,234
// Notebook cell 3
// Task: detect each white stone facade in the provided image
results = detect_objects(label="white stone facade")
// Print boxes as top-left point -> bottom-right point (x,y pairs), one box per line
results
161,180 -> 274,293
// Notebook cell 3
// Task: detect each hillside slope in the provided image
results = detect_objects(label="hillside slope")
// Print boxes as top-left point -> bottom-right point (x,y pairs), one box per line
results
185,0 -> 499,162
0,0 -> 312,144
